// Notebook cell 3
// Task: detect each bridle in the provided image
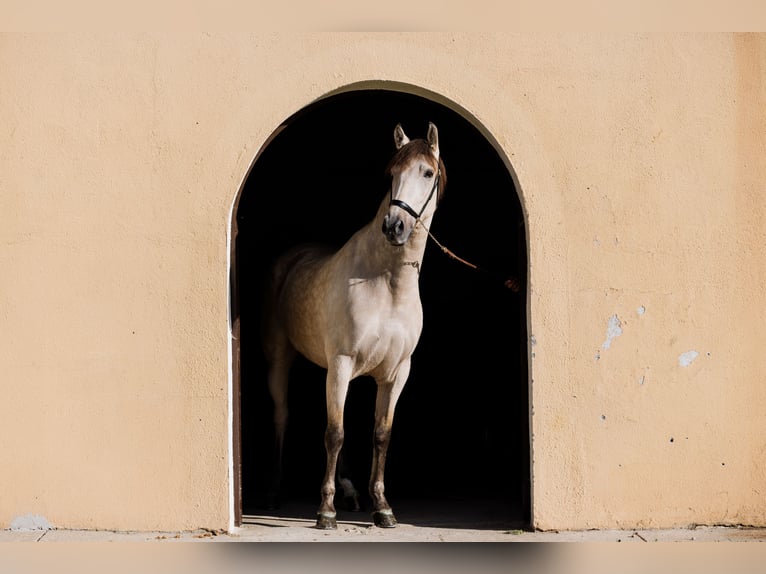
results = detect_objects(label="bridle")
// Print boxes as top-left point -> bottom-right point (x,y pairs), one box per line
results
388,166 -> 441,221
387,162 -> 521,293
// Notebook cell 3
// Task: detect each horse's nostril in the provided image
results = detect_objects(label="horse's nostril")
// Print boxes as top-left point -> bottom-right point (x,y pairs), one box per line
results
382,215 -> 404,239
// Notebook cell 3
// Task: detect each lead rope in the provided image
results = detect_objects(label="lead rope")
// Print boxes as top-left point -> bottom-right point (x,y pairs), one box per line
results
417,219 -> 521,293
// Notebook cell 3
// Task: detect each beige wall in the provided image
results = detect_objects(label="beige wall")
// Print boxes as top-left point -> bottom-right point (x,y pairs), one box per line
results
1,33 -> 764,531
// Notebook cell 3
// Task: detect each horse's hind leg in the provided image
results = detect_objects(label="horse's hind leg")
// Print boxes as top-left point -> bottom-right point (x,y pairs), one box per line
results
369,364 -> 410,528
264,336 -> 295,509
336,452 -> 361,511
316,356 -> 353,529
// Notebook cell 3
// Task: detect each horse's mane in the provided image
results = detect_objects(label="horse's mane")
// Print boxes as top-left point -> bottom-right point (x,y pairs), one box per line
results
384,139 -> 447,203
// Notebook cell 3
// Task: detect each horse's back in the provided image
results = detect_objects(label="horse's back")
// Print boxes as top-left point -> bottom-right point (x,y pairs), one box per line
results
266,244 -> 332,299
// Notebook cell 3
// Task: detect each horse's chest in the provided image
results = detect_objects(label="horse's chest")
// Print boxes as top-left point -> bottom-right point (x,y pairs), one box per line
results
347,300 -> 422,376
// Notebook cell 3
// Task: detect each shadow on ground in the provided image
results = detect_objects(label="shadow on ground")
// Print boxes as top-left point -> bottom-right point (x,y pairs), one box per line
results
244,494 -> 527,531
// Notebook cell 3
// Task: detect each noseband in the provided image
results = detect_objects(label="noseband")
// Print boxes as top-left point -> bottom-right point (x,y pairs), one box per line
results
389,168 -> 441,221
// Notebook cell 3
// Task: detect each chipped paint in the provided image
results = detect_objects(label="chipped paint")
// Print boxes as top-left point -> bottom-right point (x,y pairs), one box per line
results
10,514 -> 52,531
601,314 -> 623,350
679,350 -> 699,367
637,305 -> 646,316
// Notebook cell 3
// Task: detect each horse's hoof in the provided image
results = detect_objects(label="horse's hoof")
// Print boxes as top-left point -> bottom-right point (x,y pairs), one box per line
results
342,494 -> 361,512
316,513 -> 337,530
372,510 -> 397,528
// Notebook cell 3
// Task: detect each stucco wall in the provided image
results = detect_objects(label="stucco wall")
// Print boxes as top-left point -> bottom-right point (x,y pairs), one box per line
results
1,33 -> 764,531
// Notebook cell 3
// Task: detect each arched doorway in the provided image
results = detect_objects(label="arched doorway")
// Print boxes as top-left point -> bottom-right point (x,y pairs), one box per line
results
233,86 -> 530,529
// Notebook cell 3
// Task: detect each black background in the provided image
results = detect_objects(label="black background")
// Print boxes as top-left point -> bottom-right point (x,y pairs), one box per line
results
235,89 -> 529,527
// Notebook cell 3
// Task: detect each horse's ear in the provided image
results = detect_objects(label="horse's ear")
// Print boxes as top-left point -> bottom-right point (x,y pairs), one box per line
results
427,122 -> 440,159
394,124 -> 410,149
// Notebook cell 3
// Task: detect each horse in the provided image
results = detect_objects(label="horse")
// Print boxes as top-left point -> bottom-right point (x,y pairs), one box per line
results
261,122 -> 446,529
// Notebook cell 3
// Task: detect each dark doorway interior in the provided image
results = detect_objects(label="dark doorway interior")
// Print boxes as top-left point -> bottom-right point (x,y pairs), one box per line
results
235,89 -> 529,529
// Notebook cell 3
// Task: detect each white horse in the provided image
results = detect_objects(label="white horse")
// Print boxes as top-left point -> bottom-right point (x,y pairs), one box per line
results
261,123 -> 446,529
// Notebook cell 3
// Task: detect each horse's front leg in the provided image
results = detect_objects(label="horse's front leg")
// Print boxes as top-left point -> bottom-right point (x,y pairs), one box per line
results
370,362 -> 410,528
316,356 -> 353,529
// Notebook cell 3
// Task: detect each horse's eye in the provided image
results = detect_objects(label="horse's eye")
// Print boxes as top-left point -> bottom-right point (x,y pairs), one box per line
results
424,169 -> 434,178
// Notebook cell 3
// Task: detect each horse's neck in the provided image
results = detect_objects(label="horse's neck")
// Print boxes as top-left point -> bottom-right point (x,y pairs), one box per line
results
353,205 -> 430,286
371,225 -> 428,269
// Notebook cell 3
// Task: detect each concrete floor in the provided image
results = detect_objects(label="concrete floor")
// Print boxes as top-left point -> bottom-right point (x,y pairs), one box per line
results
3,524 -> 766,543
3,515 -> 765,574
4,495 -> 766,542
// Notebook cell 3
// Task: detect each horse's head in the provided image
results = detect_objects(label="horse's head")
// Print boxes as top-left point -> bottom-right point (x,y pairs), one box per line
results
382,123 -> 446,246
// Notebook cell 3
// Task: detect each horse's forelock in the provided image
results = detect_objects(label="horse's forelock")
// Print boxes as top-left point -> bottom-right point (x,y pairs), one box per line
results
385,139 -> 447,202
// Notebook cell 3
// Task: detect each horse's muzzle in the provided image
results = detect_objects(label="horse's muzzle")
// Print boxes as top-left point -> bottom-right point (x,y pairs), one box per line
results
382,214 -> 408,246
